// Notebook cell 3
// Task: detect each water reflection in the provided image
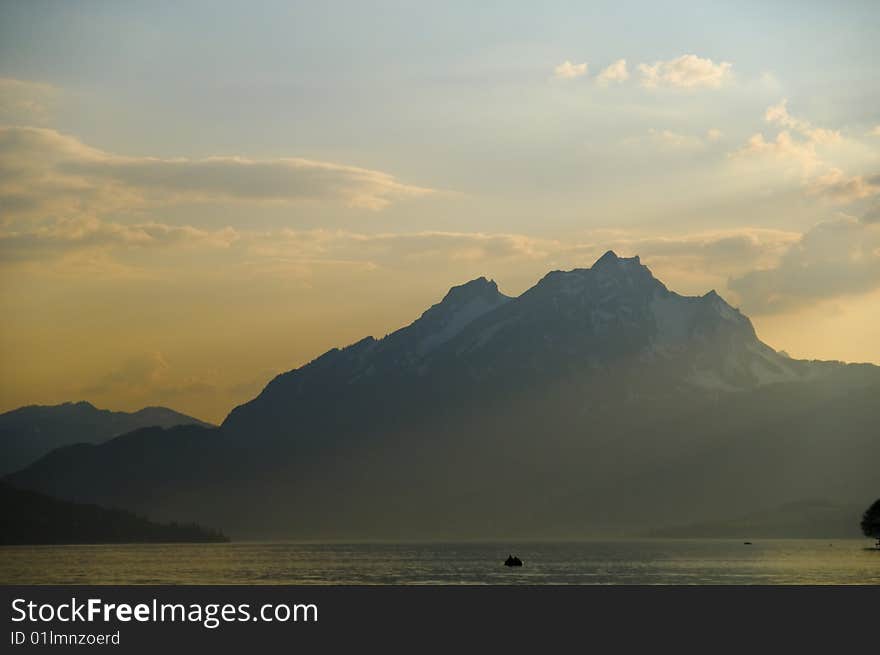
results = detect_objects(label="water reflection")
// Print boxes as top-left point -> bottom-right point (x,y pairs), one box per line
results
1,540 -> 877,585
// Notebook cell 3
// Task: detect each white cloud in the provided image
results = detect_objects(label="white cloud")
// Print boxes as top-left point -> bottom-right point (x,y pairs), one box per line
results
638,54 -> 732,89
596,59 -> 629,85
868,126 -> 880,137
553,60 -> 588,80
706,128 -> 724,142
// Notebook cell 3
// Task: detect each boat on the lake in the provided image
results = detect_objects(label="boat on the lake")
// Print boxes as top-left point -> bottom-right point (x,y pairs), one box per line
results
504,554 -> 523,567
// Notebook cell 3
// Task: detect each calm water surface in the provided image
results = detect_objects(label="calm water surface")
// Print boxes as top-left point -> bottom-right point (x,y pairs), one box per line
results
1,540 -> 878,585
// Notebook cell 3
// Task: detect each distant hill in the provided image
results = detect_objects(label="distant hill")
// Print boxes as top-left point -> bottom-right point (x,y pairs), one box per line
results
0,481 -> 228,545
643,500 -> 865,539
6,252 -> 880,540
0,401 -> 213,475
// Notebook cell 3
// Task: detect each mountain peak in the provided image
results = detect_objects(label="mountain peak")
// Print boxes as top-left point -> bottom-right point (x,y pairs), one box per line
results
594,249 -> 620,265
592,250 -> 641,270
357,277 -> 511,359
439,277 -> 501,305
64,400 -> 96,409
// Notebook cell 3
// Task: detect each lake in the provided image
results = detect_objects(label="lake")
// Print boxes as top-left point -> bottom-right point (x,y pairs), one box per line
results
1,540 -> 878,585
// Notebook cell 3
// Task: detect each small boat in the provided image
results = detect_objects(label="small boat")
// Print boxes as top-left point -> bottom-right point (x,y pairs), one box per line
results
504,554 -> 523,567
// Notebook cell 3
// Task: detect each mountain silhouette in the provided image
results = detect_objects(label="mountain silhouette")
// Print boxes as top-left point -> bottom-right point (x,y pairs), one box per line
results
6,252 -> 880,539
0,401 -> 213,475
0,481 -> 227,545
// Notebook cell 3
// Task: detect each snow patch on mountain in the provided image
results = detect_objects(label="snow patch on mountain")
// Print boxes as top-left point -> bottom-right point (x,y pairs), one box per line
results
419,293 -> 508,354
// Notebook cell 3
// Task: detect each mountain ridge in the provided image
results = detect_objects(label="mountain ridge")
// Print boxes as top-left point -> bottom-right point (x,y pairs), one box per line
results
0,401 -> 213,475
6,252 -> 878,540
222,250 -> 813,434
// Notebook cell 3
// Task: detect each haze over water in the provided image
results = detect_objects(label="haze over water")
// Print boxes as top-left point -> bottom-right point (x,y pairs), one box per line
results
2,541 -> 877,585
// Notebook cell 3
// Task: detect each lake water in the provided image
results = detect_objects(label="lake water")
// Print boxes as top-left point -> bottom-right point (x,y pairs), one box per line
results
1,540 -> 878,585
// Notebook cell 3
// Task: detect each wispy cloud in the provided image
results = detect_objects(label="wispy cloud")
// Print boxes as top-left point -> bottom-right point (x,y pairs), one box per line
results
731,100 -> 860,189
81,351 -> 219,405
2,214 -> 799,293
0,216 -> 239,263
764,99 -> 840,145
0,78 -> 58,124
0,127 -> 436,222
647,128 -> 706,149
626,127 -> 724,150
730,99 -> 880,208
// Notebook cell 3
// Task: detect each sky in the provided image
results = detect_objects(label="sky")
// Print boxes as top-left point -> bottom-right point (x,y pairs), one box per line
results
1,0 -> 879,423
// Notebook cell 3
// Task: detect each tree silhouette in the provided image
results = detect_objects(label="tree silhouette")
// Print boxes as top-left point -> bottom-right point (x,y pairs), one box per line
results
861,499 -> 880,549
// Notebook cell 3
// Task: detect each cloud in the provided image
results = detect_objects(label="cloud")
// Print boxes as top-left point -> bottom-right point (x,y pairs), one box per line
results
728,217 -> 880,313
614,229 -> 797,264
597,59 -> 629,85
0,127 -> 435,222
651,128 -> 706,149
806,169 -> 880,202
82,352 -> 171,396
764,99 -> 840,145
0,78 -> 58,124
863,203 -> 880,224
82,352 -> 218,401
598,228 -> 799,290
732,100 -> 876,204
734,101 -> 841,169
63,154 -> 434,211
628,127 -> 726,150
250,229 -> 556,266
553,60 -> 588,80
246,226 -> 800,294
0,216 -> 239,263
732,130 -> 820,171
4,212 -> 802,298
867,126 -> 880,137
0,126 -> 132,223
638,55 -> 732,89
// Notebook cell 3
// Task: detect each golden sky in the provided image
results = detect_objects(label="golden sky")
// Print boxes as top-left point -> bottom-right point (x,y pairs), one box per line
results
1,3 -> 879,423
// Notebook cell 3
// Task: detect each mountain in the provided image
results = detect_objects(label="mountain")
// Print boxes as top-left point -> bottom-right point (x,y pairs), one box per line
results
0,401 -> 213,475
0,481 -> 227,545
6,252 -> 879,539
